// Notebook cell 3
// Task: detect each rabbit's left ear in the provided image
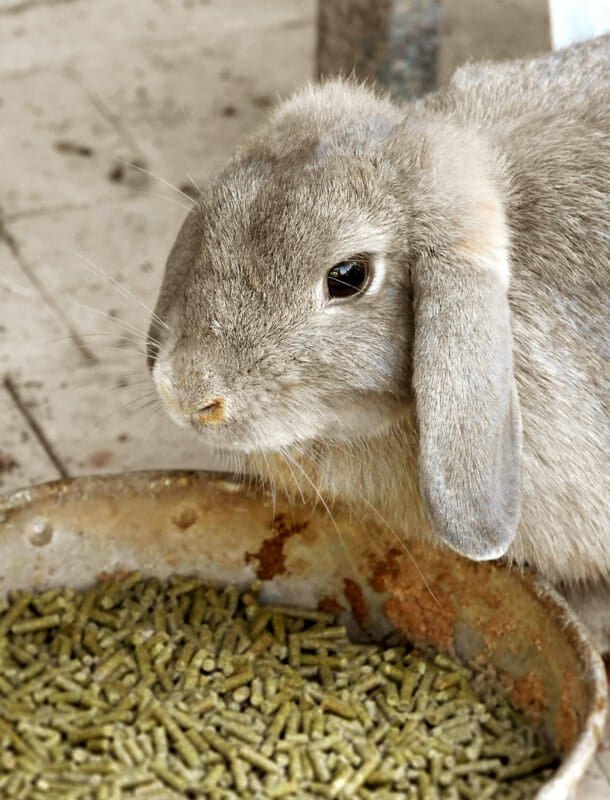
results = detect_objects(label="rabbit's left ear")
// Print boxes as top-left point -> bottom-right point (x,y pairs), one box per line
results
411,178 -> 522,561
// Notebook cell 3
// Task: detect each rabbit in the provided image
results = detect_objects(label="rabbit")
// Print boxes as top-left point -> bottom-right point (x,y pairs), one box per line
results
148,35 -> 610,652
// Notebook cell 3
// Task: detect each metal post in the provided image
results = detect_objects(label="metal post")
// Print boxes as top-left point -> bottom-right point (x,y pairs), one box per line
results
316,0 -> 443,100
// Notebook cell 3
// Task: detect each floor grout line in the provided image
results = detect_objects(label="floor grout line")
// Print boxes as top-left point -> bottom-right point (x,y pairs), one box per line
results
2,376 -> 70,480
64,65 -> 145,160
4,201 -> 99,222
0,0 -> 78,17
3,190 -> 161,223
0,218 -> 97,366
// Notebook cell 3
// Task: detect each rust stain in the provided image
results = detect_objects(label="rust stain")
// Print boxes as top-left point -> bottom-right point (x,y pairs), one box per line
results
604,657 -> 610,684
510,672 -> 545,718
383,593 -> 455,653
485,611 -> 519,641
371,549 -> 455,652
96,569 -> 132,583
245,514 -> 307,580
318,596 -> 345,616
343,578 -> 368,626
554,669 -> 581,752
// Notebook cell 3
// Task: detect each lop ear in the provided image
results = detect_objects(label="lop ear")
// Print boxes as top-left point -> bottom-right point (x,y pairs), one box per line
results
412,184 -> 522,561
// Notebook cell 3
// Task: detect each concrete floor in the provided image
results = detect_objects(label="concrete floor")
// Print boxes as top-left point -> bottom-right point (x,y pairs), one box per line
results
0,0 -> 607,795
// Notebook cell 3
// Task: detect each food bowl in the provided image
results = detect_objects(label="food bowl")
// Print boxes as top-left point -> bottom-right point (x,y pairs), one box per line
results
0,471 -> 606,799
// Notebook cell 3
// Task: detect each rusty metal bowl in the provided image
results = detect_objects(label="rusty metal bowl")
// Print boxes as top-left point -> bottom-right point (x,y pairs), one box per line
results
0,471 -> 606,799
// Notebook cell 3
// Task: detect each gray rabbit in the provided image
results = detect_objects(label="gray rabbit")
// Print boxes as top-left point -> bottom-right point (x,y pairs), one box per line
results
148,36 -> 609,650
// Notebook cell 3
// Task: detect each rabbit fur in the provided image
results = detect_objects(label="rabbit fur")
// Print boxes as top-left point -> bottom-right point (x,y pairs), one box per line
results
149,36 -> 610,650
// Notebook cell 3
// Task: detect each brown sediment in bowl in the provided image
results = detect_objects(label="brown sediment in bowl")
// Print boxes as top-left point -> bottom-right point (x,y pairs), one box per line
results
318,595 -> 346,615
554,669 -> 582,753
343,577 -> 368,626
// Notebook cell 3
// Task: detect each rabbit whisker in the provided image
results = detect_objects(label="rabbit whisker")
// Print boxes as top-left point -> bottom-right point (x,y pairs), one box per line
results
72,250 -> 169,331
123,161 -> 196,205
257,440 -> 277,519
280,448 -> 360,581
64,303 -> 162,347
278,447 -> 306,504
104,393 -> 159,421
140,405 -> 166,444
354,490 -> 440,607
185,173 -> 203,198
146,191 -> 194,214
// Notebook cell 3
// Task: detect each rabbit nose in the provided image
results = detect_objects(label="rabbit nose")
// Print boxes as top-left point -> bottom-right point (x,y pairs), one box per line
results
191,398 -> 225,426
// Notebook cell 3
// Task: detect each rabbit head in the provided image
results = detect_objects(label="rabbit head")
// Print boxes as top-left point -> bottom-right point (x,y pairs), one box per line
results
148,80 -> 522,562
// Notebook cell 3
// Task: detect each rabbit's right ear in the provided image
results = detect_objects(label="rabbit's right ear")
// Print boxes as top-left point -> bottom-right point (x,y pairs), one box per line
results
408,131 -> 522,561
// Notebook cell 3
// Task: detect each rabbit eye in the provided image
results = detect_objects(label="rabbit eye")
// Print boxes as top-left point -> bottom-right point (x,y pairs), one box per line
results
327,255 -> 370,300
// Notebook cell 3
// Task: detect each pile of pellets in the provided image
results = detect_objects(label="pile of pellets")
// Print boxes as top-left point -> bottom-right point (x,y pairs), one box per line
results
0,574 -> 558,799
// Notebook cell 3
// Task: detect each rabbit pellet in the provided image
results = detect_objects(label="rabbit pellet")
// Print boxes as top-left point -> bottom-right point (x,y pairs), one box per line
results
0,575 -> 558,799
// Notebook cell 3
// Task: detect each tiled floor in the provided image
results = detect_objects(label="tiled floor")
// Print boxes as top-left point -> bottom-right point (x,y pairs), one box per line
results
0,0 -> 607,796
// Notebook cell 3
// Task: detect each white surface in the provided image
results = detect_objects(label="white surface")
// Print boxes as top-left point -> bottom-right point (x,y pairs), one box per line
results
549,0 -> 610,49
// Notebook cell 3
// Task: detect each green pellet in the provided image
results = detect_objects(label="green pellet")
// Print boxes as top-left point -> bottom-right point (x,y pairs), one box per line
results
0,577 -> 557,798
219,668 -> 254,693
267,780 -> 300,797
0,593 -> 32,636
322,695 -> 357,719
240,745 -> 282,774
249,630 -> 275,655
11,612 -> 61,634
151,726 -> 167,760
201,727 -> 238,761
149,703 -> 199,768
401,661 -> 427,704
68,725 -> 114,744
123,738 -> 146,766
342,749 -> 382,796
288,747 -> 303,783
111,738 -> 134,767
307,745 -> 331,782
93,652 -> 127,683
167,576 -> 202,598
271,612 -> 286,645
88,609 -> 121,630
329,763 -> 353,797
288,633 -> 301,668
151,760 -> 190,793
497,753 -> 558,780
219,718 -> 260,745
229,755 -> 249,793
267,699 -> 293,741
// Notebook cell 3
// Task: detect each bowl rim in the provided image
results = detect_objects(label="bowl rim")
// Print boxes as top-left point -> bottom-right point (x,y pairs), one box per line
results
0,469 -> 607,799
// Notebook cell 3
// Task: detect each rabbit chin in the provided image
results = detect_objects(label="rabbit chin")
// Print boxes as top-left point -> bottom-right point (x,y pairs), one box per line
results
187,395 -> 409,456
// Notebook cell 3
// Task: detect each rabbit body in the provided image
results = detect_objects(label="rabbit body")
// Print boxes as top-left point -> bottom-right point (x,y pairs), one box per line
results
149,37 -> 609,648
